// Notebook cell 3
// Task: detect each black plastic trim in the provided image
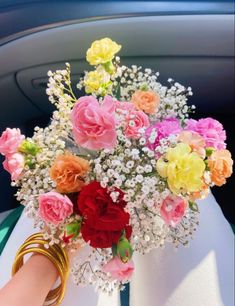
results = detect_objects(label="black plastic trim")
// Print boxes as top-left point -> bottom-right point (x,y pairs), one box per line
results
0,1 -> 234,45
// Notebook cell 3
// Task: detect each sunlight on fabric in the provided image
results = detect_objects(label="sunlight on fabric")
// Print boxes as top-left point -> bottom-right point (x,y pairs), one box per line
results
97,288 -> 120,306
166,250 -> 223,306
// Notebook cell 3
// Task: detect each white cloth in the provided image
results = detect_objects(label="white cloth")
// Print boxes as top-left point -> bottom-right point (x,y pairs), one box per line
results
0,192 -> 234,306
130,192 -> 234,306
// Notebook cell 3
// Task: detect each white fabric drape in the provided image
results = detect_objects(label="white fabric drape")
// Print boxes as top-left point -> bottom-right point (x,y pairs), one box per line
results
130,192 -> 234,306
0,192 -> 234,306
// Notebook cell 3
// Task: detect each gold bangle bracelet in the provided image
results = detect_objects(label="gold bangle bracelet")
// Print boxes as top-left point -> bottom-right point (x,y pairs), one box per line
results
12,233 -> 70,306
12,239 -> 68,303
16,233 -> 69,271
26,233 -> 69,271
13,248 -> 65,302
12,234 -> 69,304
15,239 -> 69,271
12,243 -> 68,305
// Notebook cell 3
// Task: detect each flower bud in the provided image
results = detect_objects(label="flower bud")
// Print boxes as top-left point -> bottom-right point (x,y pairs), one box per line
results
117,236 -> 133,263
19,140 -> 40,156
64,221 -> 81,243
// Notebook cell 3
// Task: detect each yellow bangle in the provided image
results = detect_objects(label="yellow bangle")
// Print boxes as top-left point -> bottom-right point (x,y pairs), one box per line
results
12,238 -> 69,303
12,233 -> 69,306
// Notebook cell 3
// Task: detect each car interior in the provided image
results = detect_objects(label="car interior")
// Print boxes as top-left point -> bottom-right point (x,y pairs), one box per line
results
0,0 -> 234,227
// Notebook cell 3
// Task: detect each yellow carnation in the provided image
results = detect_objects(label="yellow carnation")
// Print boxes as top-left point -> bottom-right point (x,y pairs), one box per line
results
156,143 -> 205,194
156,157 -> 168,178
84,66 -> 111,94
86,38 -> 121,66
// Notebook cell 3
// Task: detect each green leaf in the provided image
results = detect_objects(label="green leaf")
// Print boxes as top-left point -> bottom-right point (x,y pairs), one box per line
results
205,147 -> 214,157
204,159 -> 210,171
112,244 -> 118,257
139,84 -> 149,91
114,81 -> 121,100
25,157 -> 35,169
189,201 -> 199,212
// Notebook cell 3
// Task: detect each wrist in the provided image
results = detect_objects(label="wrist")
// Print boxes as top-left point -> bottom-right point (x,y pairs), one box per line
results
12,233 -> 70,306
29,253 -> 58,278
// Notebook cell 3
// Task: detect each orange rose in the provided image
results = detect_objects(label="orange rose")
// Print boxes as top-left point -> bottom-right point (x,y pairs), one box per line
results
50,152 -> 89,193
208,149 -> 233,186
131,90 -> 160,114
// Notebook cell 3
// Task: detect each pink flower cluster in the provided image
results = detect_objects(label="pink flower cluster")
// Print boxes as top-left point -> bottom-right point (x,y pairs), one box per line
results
186,118 -> 226,150
39,191 -> 73,225
160,194 -> 187,227
102,256 -> 134,282
116,100 -> 150,138
71,96 -> 151,150
123,110 -> 150,139
0,128 -> 25,180
145,117 -> 227,154
71,95 -> 117,150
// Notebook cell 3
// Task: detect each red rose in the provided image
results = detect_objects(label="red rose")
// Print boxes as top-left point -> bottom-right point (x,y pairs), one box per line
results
77,181 -> 132,248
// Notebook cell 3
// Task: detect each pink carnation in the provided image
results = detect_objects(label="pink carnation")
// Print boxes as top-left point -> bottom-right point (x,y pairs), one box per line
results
71,95 -> 117,150
124,110 -> 150,139
115,101 -> 136,112
39,191 -> 73,225
146,117 -> 182,150
0,128 -> 25,155
186,118 -> 226,149
3,153 -> 25,181
102,256 -> 134,282
160,194 -> 187,227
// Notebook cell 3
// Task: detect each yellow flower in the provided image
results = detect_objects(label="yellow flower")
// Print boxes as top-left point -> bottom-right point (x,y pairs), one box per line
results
156,143 -> 205,194
156,157 -> 168,178
84,66 -> 111,95
86,38 -> 121,66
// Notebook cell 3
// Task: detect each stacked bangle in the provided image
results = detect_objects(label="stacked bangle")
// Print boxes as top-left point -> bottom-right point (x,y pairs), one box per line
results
12,233 -> 69,306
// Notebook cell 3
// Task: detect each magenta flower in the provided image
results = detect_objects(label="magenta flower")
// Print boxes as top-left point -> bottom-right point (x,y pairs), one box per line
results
146,117 -> 182,150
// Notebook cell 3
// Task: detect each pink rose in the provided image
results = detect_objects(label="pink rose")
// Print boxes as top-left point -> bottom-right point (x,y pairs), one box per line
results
39,191 -> 73,225
0,128 -> 25,155
71,95 -> 117,150
186,118 -> 226,150
146,118 -> 182,150
102,256 -> 134,282
3,153 -> 24,181
124,110 -> 150,139
160,194 -> 187,227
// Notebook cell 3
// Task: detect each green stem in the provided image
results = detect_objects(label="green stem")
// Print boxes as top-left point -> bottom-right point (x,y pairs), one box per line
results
67,82 -> 77,101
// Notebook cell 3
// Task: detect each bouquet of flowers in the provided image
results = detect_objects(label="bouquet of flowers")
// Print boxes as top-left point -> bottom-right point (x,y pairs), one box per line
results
0,38 -> 233,292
